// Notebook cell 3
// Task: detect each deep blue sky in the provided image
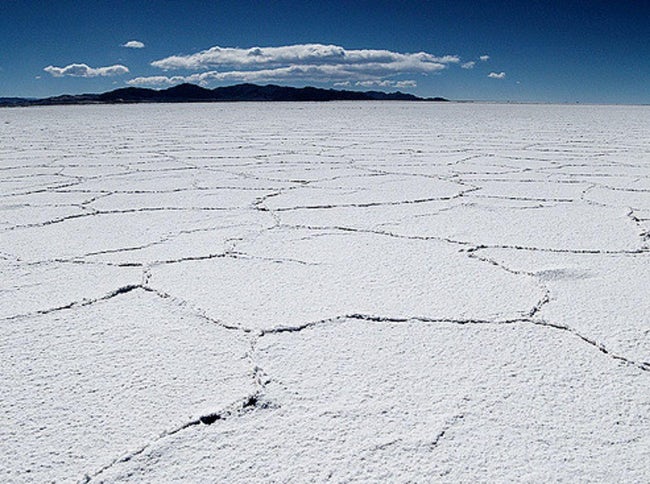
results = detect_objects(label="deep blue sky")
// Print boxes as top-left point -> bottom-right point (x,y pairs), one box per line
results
1,0 -> 648,103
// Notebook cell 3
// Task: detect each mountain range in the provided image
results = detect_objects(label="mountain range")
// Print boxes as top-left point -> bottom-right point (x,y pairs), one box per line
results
0,83 -> 448,106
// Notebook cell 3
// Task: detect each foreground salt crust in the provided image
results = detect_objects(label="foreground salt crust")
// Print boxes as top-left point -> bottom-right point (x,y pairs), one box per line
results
150,228 -> 543,331
98,320 -> 650,482
1,102 -> 648,482
1,291 -> 253,482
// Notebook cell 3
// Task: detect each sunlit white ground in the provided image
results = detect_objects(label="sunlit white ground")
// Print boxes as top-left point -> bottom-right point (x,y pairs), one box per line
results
1,102 -> 649,482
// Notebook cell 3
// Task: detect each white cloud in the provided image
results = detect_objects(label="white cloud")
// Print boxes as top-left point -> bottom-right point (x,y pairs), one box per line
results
44,63 -> 129,78
395,80 -> 417,88
122,40 -> 145,49
480,55 -> 490,62
354,79 -> 417,89
151,44 -> 459,72
127,75 -> 183,86
356,80 -> 396,88
130,44 -> 455,87
333,81 -> 351,87
461,61 -> 475,69
488,71 -> 506,79
128,44 -> 461,88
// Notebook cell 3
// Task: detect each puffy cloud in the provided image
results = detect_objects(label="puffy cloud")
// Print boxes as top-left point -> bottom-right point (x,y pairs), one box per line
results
461,61 -> 476,69
151,44 -> 459,72
129,43 -> 462,88
126,75 -> 178,86
43,63 -> 129,78
480,55 -> 490,62
122,40 -> 145,49
354,79 -> 417,89
395,80 -> 417,88
356,80 -> 397,88
488,71 -> 506,79
128,44 -> 460,87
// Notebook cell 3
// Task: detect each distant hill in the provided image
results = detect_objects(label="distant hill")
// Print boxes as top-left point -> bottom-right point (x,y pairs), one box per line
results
0,97 -> 37,106
0,83 -> 448,106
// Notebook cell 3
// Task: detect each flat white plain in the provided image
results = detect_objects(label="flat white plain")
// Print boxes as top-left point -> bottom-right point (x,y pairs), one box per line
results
1,102 -> 649,482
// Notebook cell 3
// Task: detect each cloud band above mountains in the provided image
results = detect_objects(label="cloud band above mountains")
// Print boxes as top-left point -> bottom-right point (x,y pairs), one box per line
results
151,44 -> 460,70
129,43 -> 462,87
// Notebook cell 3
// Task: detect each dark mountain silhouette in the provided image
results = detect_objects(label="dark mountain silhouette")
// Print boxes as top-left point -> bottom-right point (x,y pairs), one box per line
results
1,83 -> 448,106
0,97 -> 37,105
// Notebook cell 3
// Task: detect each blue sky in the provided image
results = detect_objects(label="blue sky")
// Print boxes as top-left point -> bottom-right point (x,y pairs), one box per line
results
0,0 -> 648,103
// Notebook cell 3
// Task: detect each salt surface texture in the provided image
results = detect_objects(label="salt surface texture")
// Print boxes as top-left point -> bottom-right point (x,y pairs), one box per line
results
1,103 -> 648,482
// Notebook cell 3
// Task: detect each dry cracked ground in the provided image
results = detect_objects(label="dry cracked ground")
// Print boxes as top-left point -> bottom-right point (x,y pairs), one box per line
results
1,103 -> 649,482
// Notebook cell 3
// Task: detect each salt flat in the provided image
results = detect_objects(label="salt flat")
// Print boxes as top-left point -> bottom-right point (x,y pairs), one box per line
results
1,102 -> 649,482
